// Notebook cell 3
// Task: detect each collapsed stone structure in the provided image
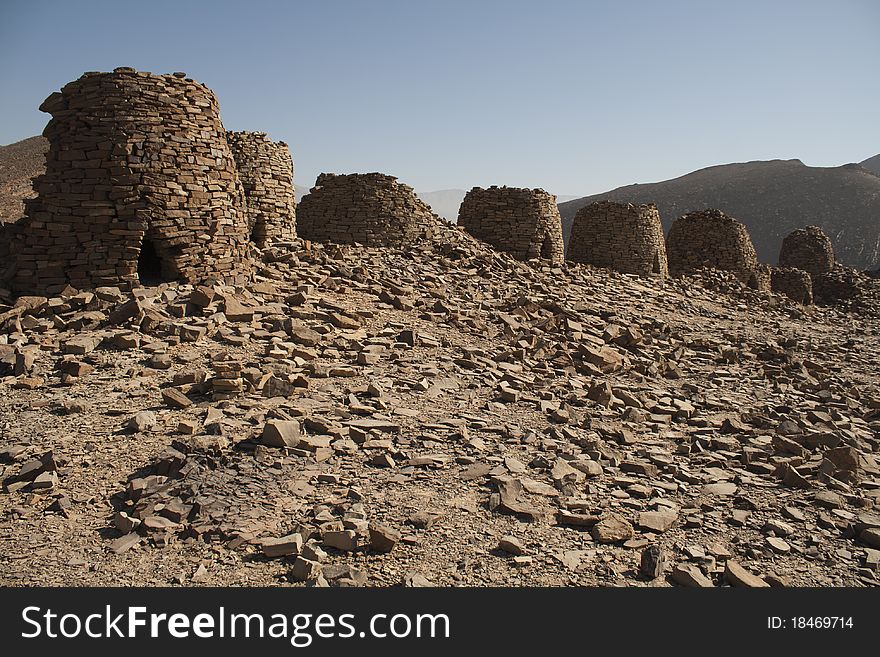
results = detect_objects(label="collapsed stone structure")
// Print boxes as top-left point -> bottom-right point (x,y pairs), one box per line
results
666,209 -> 759,285
813,265 -> 866,302
778,225 -> 835,278
771,267 -> 813,304
776,226 -> 868,304
752,264 -> 772,292
1,68 -> 250,296
226,131 -> 296,247
296,173 -> 438,246
566,201 -> 668,277
457,186 -> 564,263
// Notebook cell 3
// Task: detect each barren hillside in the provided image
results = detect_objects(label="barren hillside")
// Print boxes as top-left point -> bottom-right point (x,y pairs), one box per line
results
0,136 -> 47,222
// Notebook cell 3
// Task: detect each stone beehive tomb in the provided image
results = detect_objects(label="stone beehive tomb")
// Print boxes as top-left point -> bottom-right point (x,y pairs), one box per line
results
457,186 -> 564,263
2,67 -> 250,296
666,209 -> 759,285
566,201 -> 668,277
771,267 -> 813,304
226,131 -> 296,247
778,225 -> 835,278
296,173 -> 438,246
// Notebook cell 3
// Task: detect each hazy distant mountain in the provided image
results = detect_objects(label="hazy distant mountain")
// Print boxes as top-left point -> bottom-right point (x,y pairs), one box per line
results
415,189 -> 465,221
559,158 -> 880,270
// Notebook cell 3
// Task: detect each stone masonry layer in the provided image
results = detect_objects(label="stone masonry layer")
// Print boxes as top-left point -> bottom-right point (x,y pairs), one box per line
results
779,225 -> 835,278
666,209 -> 759,285
457,186 -> 564,263
296,173 -> 439,247
226,131 -> 296,247
3,67 -> 250,295
566,201 -> 668,277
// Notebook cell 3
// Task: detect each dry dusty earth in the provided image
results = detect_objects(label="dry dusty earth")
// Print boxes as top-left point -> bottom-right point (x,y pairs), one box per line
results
2,223 -> 879,588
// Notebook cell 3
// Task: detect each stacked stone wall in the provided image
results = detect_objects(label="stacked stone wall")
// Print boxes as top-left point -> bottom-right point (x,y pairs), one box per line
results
0,220 -> 21,290
771,267 -> 813,304
457,186 -> 564,263
813,265 -> 866,302
779,225 -> 835,277
297,173 -> 438,246
566,201 -> 668,277
7,67 -> 250,295
666,209 -> 759,284
752,264 -> 772,292
226,131 -> 296,247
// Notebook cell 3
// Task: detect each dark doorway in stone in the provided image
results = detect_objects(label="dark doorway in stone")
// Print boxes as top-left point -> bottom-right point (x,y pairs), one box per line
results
138,237 -> 172,286
250,219 -> 265,247
540,237 -> 554,259
747,273 -> 759,289
653,251 -> 662,274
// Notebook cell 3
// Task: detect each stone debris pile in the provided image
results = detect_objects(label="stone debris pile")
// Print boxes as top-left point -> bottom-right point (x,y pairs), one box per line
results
457,186 -> 564,263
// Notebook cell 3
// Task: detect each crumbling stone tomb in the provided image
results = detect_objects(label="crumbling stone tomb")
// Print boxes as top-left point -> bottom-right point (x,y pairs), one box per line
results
771,267 -> 813,304
666,209 -> 759,285
226,131 -> 296,247
296,172 -> 438,246
752,264 -> 772,293
778,225 -> 835,278
566,201 -> 668,277
2,67 -> 250,296
456,186 -> 565,263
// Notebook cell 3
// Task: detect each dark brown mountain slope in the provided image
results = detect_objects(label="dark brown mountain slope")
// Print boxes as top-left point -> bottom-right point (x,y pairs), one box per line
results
860,154 -> 880,177
559,159 -> 880,270
0,136 -> 48,222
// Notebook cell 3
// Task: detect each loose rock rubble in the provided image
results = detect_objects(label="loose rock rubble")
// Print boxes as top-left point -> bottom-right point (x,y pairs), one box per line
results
1,214 -> 879,588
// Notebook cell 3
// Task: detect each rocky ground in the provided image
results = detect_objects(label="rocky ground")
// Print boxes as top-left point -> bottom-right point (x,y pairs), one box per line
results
2,222 -> 879,588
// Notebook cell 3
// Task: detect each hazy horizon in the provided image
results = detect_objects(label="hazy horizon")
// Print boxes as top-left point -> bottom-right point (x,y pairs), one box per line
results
1,0 -> 877,198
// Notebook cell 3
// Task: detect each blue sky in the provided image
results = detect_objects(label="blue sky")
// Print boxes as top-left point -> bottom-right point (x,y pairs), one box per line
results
1,0 -> 877,196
